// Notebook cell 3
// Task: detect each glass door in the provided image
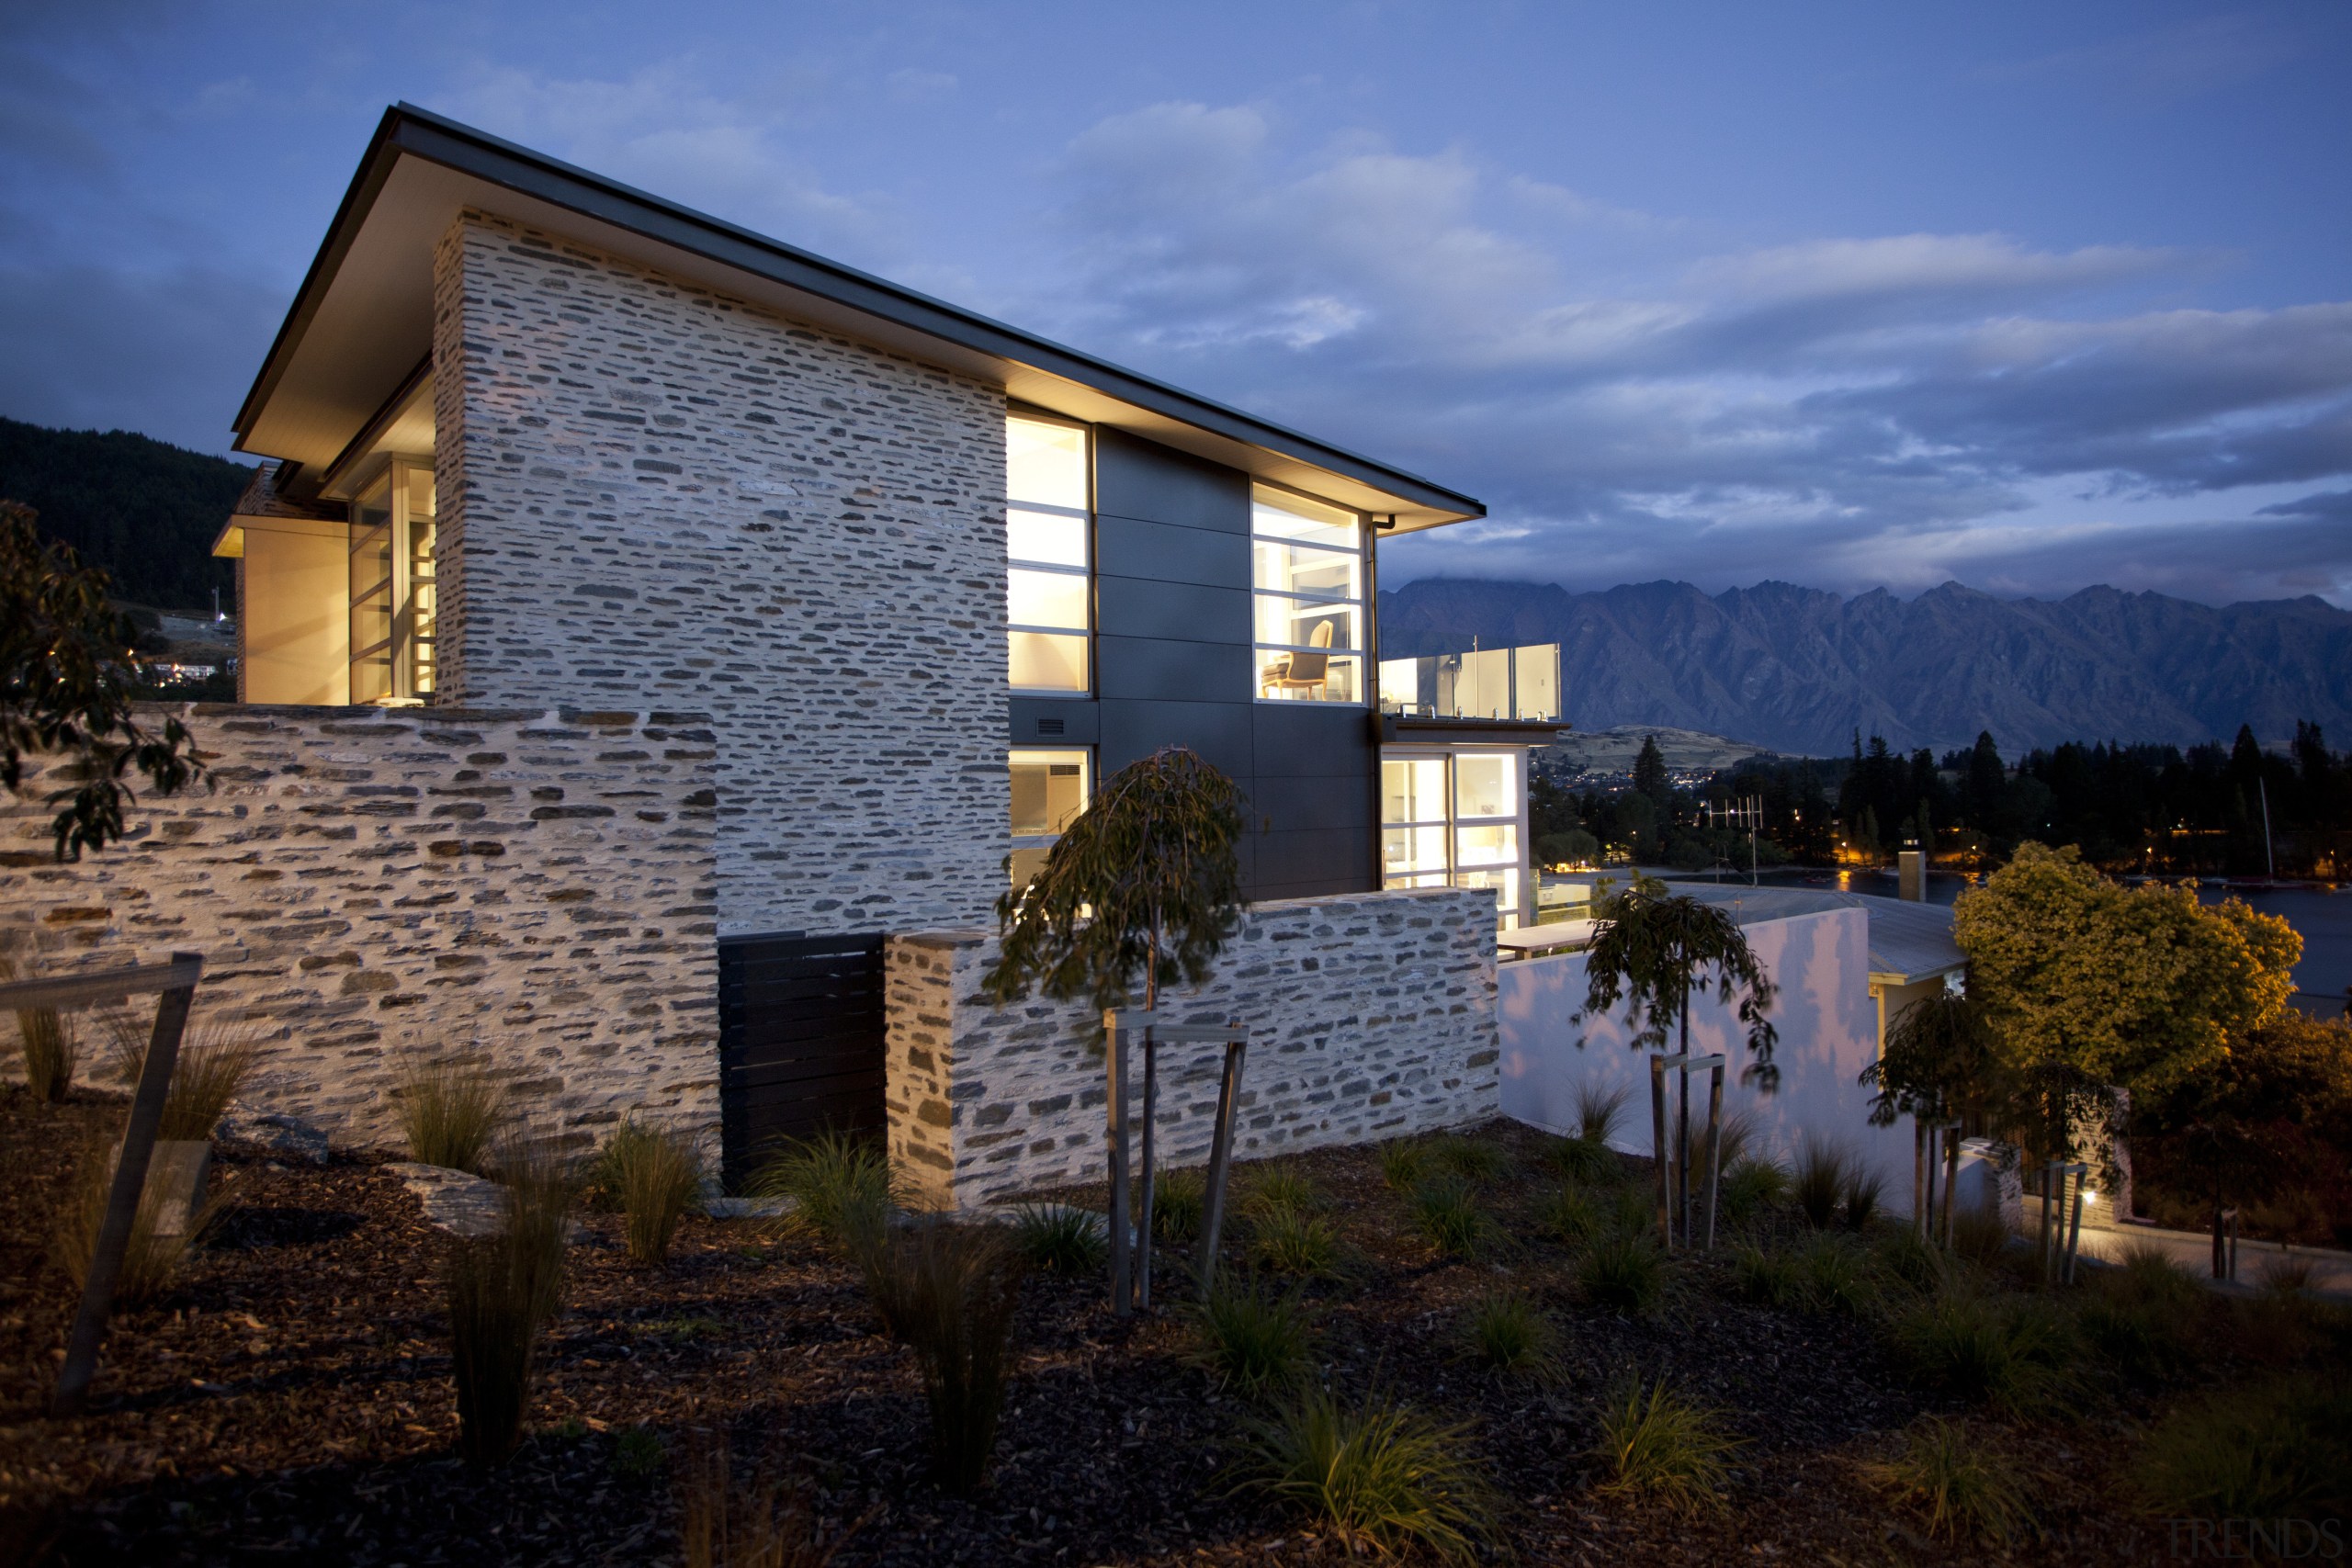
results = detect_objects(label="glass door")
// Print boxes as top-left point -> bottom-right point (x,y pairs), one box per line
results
348,475 -> 395,704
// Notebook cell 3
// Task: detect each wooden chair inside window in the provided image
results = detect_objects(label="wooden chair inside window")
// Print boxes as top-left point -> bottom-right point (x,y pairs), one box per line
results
1261,618 -> 1334,698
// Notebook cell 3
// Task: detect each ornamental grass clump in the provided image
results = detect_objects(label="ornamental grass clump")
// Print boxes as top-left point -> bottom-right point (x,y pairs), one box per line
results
1862,1416 -> 2037,1546
2132,1375 -> 2352,1521
447,1138 -> 573,1468
1539,1184 -> 1599,1248
1575,1080 -> 1631,1145
1238,1386 -> 1498,1563
1730,1243 -> 1799,1308
2078,1241 -> 2203,1384
52,1138 -> 217,1304
749,1130 -> 897,1253
1410,1176 -> 1491,1261
1590,1375 -> 1745,1514
1153,1167 -> 1205,1243
1546,1133 -> 1621,1186
1378,1138 -> 1430,1193
1889,1285 -> 2077,1416
1458,1288 -> 1555,1376
677,1432 -> 854,1568
1793,1235 -> 1875,1315
1249,1205 -> 1343,1279
1186,1274 -> 1312,1397
1427,1134 -> 1510,1185
1242,1161 -> 1329,1218
590,1119 -> 706,1267
856,1220 -> 1023,1494
1717,1156 -> 1787,1226
15,1006 -> 74,1101
1792,1140 -> 1848,1230
1010,1203 -> 1108,1276
396,1054 -> 507,1176
1951,1200 -> 2013,1269
1580,1229 -> 1666,1314
1839,1165 -> 1885,1231
97,1008 -> 260,1140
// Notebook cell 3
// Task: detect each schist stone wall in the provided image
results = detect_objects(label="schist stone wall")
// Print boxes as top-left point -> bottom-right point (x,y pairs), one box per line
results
881,886 -> 1500,1210
0,705 -> 718,1148
432,209 -> 1012,939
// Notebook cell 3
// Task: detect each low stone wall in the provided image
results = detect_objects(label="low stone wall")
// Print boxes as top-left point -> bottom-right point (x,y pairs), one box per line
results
1,704 -> 719,1150
883,886 -> 1499,1209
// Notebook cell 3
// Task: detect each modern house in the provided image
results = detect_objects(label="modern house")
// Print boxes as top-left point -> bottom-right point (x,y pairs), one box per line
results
13,103 -> 1555,1190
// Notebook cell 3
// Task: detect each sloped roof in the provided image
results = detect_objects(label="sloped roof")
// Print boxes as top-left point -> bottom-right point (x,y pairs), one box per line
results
1678,885 -> 1966,986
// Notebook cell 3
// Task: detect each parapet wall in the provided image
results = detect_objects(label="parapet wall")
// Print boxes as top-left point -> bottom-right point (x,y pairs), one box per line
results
1,704 -> 719,1149
883,886 -> 1500,1209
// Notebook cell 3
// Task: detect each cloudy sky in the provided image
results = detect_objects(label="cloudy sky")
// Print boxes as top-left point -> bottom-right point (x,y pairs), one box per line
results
4,0 -> 2347,604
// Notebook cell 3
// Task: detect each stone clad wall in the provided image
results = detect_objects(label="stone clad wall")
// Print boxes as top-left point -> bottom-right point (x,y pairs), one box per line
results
882,886 -> 1500,1209
432,209 -> 1011,939
0,705 -> 719,1149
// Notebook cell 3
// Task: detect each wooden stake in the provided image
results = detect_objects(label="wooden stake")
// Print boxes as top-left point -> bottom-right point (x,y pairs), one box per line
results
1104,1009 -> 1132,1316
1198,1039 -> 1245,1295
1648,1055 -> 1671,1250
1136,1032 -> 1159,1311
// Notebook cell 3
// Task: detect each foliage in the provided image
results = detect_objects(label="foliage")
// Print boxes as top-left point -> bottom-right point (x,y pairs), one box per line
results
0,415 -> 250,613
1408,1176 -> 1491,1261
748,1132 -> 897,1252
1242,1161 -> 1329,1218
1676,1106 -> 1755,1186
1733,1236 -> 1872,1314
1579,875 -> 1780,1089
1951,1201 -> 2014,1269
1718,1157 -> 1787,1224
612,1426 -> 665,1480
1425,1134 -> 1510,1184
447,1140 -> 573,1468
1871,1224 -> 1950,1295
100,1008 -> 260,1141
1580,1229 -> 1666,1313
2077,1243 -> 2203,1384
1859,989 -> 2001,1128
677,1433 -> 854,1568
1839,1165 -> 1884,1230
1791,1141 -> 1848,1229
14,1005 -> 74,1101
1,501 -> 206,858
1377,1138 -> 1429,1192
1574,1079 -> 1631,1145
1888,1287 -> 2076,1416
1862,1416 -> 2036,1545
1545,1132 -> 1621,1186
2133,1376 -> 2352,1523
1250,1206 -> 1344,1279
1590,1375 -> 1745,1514
588,1120 -> 706,1267
1153,1167 -> 1205,1243
854,1220 -> 1023,1494
1238,1386 -> 1497,1562
52,1136 -> 219,1304
394,1055 -> 508,1176
1186,1274 -> 1312,1396
1538,1184 -> 1599,1247
980,746 -> 1245,1013
1008,1203 -> 1110,1276
1458,1289 -> 1555,1375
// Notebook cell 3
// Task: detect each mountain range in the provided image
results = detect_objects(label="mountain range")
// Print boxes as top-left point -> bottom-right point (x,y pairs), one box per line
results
1376,578 -> 2352,757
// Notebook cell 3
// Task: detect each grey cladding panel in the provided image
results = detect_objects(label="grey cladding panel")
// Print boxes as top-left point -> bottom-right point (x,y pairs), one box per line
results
1094,428 -> 1251,534
1253,703 -> 1379,778
1100,698 -> 1254,782
1095,515 -> 1250,592
1097,575 -> 1250,646
1099,636 -> 1253,705
1252,828 -> 1375,892
1249,773 -> 1377,832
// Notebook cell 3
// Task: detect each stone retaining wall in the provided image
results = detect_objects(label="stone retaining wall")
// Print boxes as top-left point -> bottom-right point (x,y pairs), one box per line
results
882,886 -> 1499,1209
0,704 -> 719,1149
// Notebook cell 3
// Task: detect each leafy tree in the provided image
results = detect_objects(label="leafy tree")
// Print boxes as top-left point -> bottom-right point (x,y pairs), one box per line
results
0,416 -> 252,612
1631,735 -> 1672,813
2,502 -> 204,859
980,746 -> 1247,1014
1859,989 -> 2001,1129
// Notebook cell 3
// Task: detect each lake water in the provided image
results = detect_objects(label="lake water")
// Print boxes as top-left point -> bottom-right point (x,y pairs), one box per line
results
1654,865 -> 2352,1019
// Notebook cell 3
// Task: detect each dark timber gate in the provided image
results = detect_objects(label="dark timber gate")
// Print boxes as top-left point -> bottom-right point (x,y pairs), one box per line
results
716,931 -> 888,1187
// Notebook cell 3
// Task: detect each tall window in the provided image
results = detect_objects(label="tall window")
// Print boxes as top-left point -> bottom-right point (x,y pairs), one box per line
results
1006,415 -> 1091,693
1381,750 -> 1526,928
1252,487 -> 1363,703
350,457 -> 435,705
1009,748 -> 1091,887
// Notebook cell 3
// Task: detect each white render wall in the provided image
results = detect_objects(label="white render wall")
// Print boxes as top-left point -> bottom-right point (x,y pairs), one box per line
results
882,886 -> 1500,1210
432,209 -> 1012,938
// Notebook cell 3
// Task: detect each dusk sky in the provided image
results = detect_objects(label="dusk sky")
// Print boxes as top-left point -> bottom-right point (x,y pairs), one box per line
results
4,1 -> 2348,605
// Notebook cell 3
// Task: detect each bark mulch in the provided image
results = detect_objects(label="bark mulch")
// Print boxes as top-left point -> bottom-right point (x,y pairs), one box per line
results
0,1090 -> 2250,1564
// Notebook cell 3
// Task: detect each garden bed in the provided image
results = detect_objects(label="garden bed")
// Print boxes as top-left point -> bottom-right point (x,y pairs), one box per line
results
0,1088 -> 2335,1565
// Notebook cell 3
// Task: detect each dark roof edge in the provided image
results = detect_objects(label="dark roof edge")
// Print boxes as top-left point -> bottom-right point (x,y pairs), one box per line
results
1380,715 -> 1572,747
234,103 -> 1485,522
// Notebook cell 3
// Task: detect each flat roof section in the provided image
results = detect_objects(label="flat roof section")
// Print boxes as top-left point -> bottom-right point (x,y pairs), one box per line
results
235,105 -> 1486,533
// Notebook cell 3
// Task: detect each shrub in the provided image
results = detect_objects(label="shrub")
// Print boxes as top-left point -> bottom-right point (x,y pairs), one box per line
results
1792,1141 -> 1848,1230
1574,1080 -> 1630,1145
1238,1386 -> 1497,1562
1459,1289 -> 1555,1375
613,1425 -> 666,1481
1186,1274 -> 1311,1396
1378,1138 -> 1430,1193
1718,1157 -> 1787,1225
1153,1167 -> 1204,1244
1410,1177 -> 1491,1261
1590,1376 -> 1745,1514
16,1006 -> 74,1101
1839,1166 -> 1885,1231
52,1139 -> 216,1304
1538,1184 -> 1599,1248
1580,1229 -> 1666,1314
2133,1376 -> 2352,1520
1862,1416 -> 2035,1545
1243,1161 -> 1329,1218
1889,1287 -> 2076,1416
395,1055 -> 507,1176
447,1139 -> 572,1468
1951,1201 -> 2012,1269
1010,1203 -> 1109,1277
749,1131 -> 896,1252
677,1433 -> 852,1567
589,1120 -> 705,1267
1250,1206 -> 1343,1279
856,1220 -> 1023,1494
1426,1134 -> 1510,1184
2078,1242 -> 2202,1384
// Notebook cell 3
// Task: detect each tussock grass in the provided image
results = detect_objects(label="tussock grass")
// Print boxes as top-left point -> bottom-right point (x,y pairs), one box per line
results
1538,1184 -> 1599,1248
1458,1288 -> 1555,1375
1871,1225 -> 1948,1296
855,1220 -> 1023,1493
1242,1161 -> 1329,1219
2132,1375 -> 2352,1521
1409,1176 -> 1491,1261
1591,1376 -> 1745,1514
51,1138 -> 220,1304
2259,1250 -> 2323,1299
612,1425 -> 665,1480
1378,1138 -> 1430,1193
1580,1229 -> 1666,1314
1862,1416 -> 2036,1545
1951,1201 -> 2012,1269
749,1131 -> 897,1252
1888,1285 -> 2077,1416
395,1055 -> 508,1176
448,1137 -> 574,1468
1010,1203 -> 1108,1276
15,1006 -> 75,1101
1839,1166 -> 1885,1231
1732,1236 -> 1871,1314
1238,1386 -> 1498,1562
1152,1167 -> 1204,1243
589,1119 -> 705,1267
1249,1206 -> 1344,1279
1677,1108 -> 1756,1188
1574,1080 -> 1630,1145
1545,1133 -> 1622,1186
1425,1134 -> 1510,1184
1186,1274 -> 1312,1396
1731,1243 -> 1799,1307
98,1009 -> 263,1141
678,1432 -> 854,1567
1792,1140 -> 1848,1230
2078,1241 -> 2203,1384
1718,1156 -> 1787,1225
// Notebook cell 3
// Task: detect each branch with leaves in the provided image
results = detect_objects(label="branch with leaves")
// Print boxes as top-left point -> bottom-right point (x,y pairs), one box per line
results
1858,989 -> 1999,1127
1578,875 -> 1780,1089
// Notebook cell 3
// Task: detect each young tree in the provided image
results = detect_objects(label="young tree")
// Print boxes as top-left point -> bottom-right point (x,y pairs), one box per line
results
1859,988 -> 2003,1231
980,746 -> 1247,1013
1,501 -> 204,859
1579,876 -> 1780,1236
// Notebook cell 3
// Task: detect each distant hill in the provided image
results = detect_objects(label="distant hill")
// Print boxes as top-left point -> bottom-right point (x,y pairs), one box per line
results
1545,725 -> 1772,776
1379,578 -> 2352,756
0,417 -> 253,613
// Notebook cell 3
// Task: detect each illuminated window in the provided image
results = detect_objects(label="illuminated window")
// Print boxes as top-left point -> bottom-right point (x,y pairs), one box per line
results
1381,750 -> 1527,928
349,457 -> 435,705
1006,416 -> 1090,693
1252,487 -> 1363,704
1009,748 -> 1091,887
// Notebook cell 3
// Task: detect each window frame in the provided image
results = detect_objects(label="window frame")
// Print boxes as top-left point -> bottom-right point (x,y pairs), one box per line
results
1251,482 -> 1367,706
347,454 -> 436,706
1379,747 -> 1532,930
1008,746 -> 1093,888
1005,412 -> 1094,697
